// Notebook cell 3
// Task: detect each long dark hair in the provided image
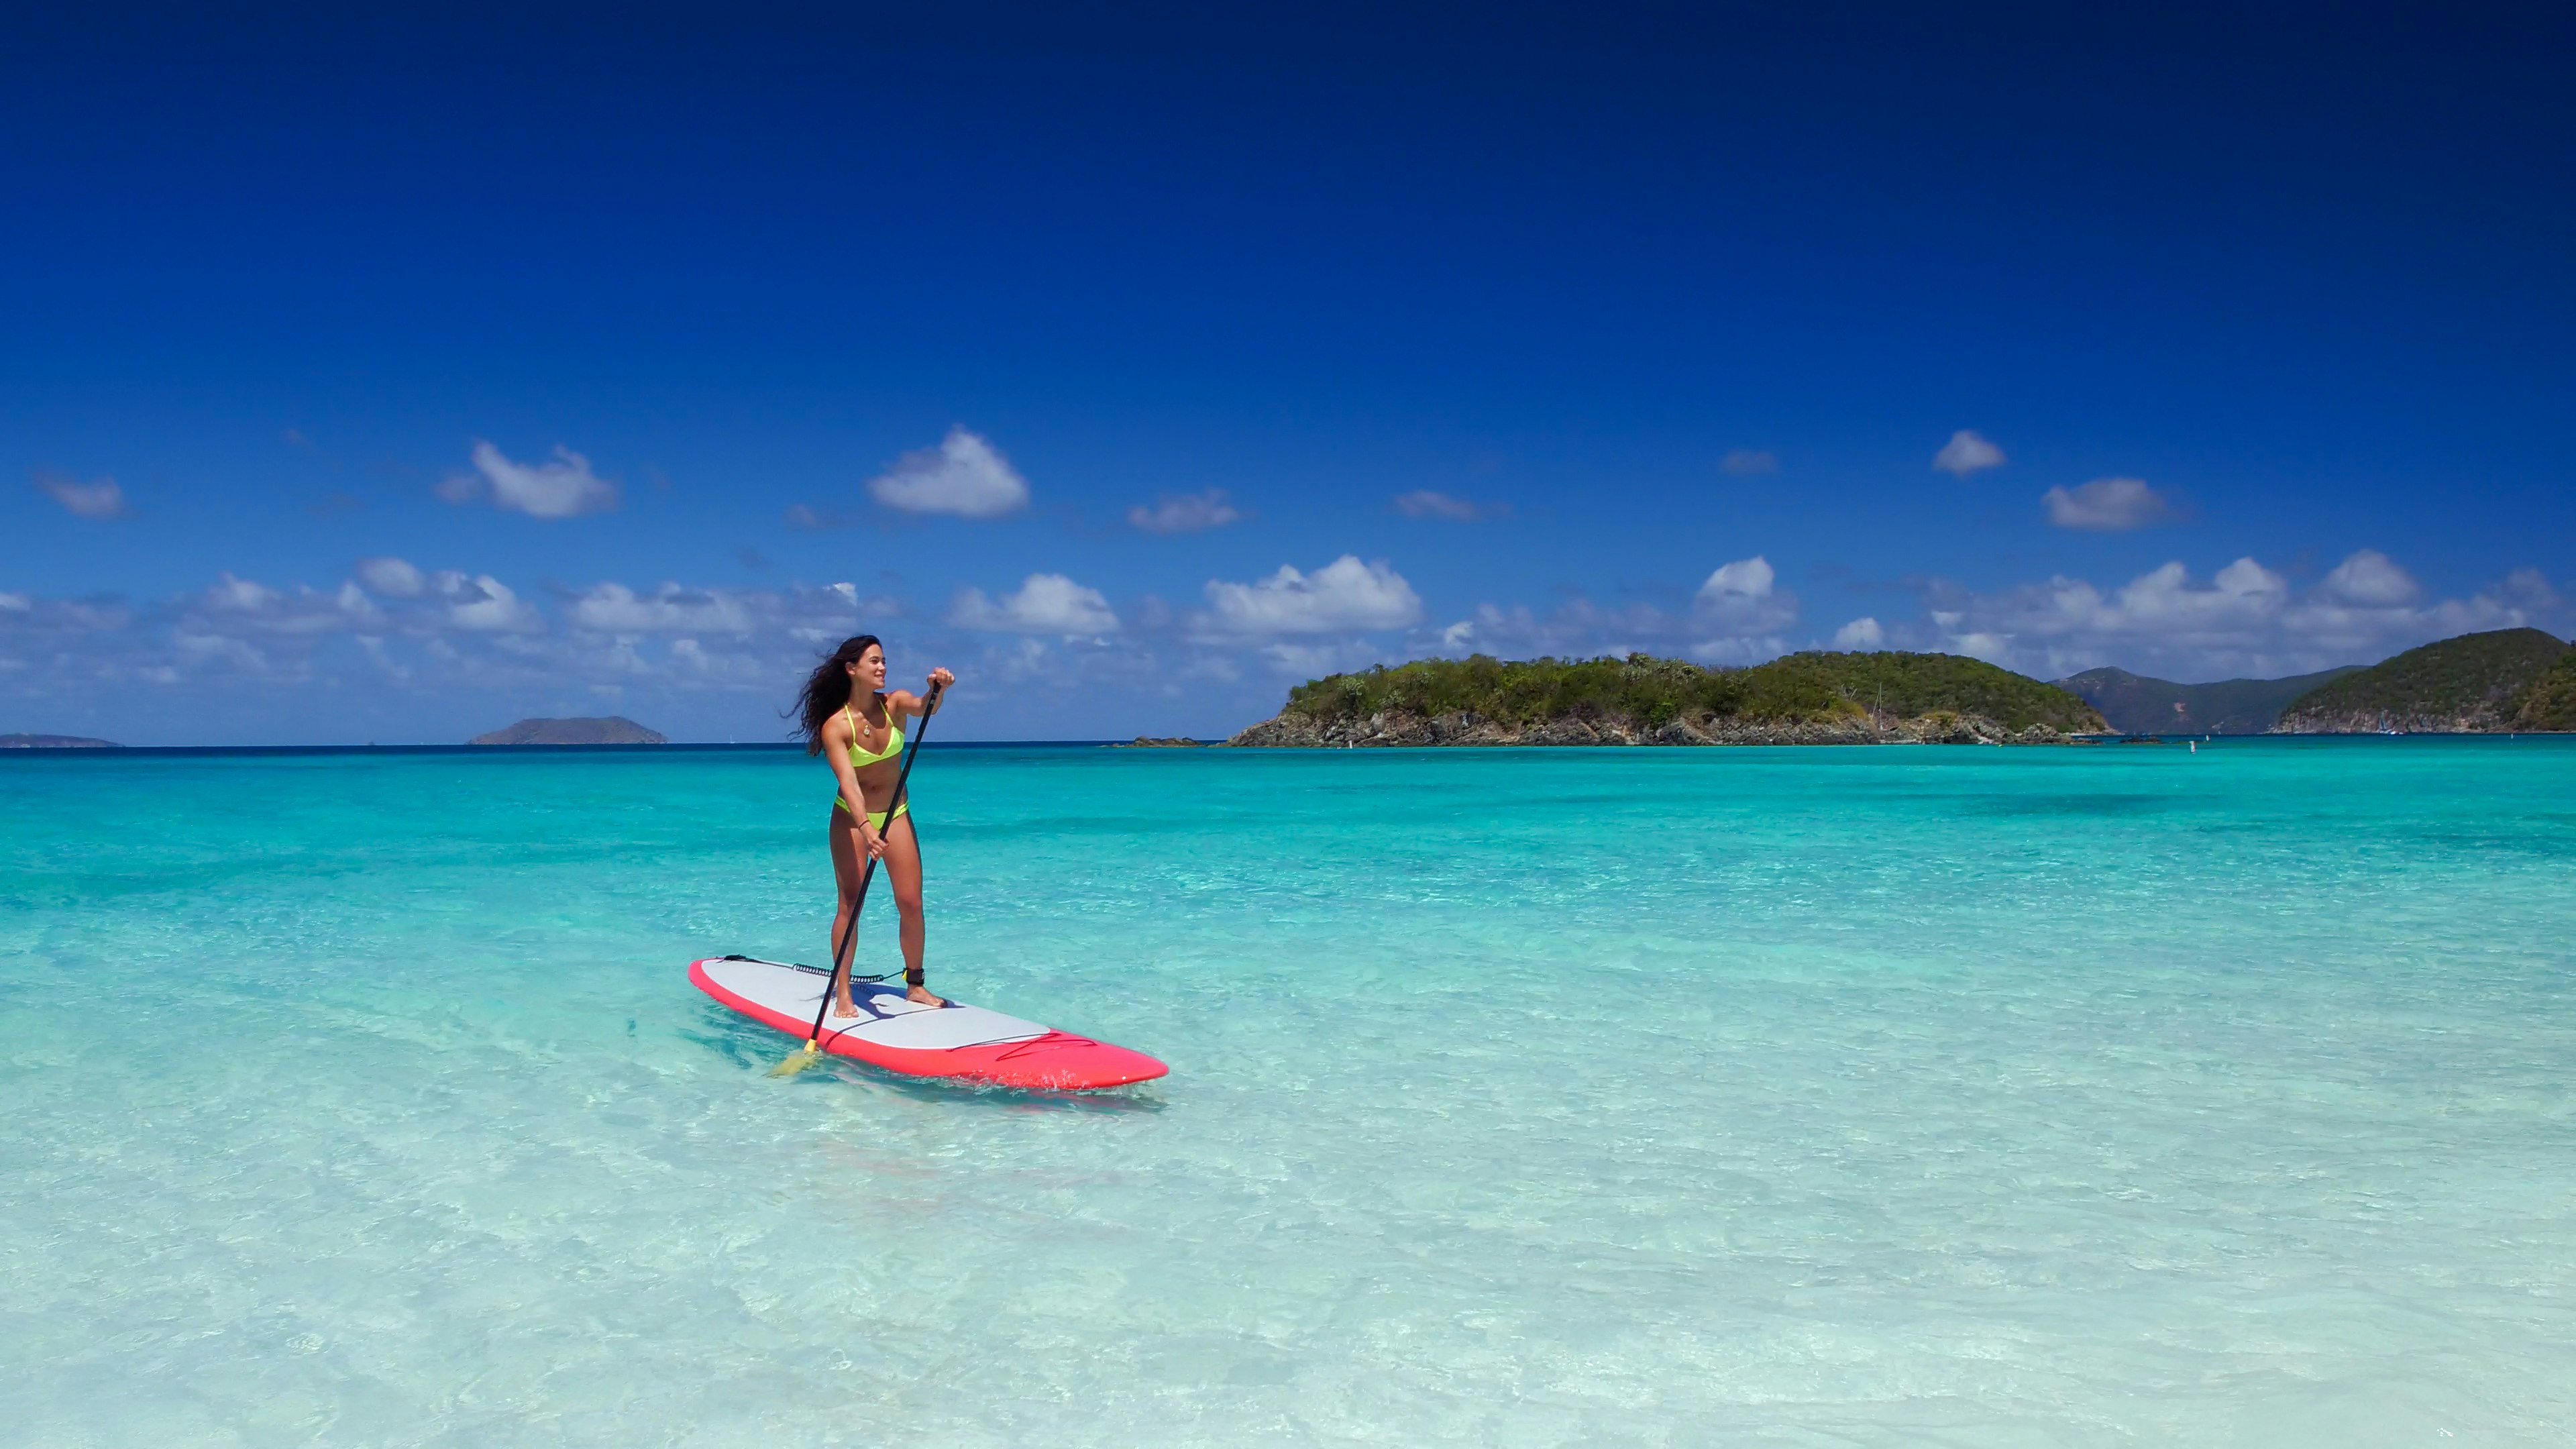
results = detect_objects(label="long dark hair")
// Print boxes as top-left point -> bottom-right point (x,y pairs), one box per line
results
792,634 -> 882,754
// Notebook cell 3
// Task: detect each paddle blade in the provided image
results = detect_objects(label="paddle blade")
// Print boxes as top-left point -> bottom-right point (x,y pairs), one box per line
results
768,1042 -> 821,1078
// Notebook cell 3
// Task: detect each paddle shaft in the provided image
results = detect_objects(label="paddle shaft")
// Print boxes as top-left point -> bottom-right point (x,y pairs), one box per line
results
803,680 -> 943,1047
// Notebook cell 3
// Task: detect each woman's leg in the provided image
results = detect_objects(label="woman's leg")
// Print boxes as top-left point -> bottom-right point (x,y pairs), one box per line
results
875,813 -> 941,1006
825,807 -> 867,1016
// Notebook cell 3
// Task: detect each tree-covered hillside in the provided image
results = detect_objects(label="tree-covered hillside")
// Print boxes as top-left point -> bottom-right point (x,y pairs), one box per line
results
1239,651 -> 2106,746
2510,651 -> 2576,731
2273,628 -> 2570,733
2055,665 -> 2361,735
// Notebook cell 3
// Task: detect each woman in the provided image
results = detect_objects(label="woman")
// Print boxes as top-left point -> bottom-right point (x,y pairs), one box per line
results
793,635 -> 955,1016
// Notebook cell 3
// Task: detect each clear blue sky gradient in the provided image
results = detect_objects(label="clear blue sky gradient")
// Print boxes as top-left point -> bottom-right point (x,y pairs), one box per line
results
5,4 -> 2571,743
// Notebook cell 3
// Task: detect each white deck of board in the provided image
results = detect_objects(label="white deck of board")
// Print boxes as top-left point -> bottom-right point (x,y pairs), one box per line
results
701,957 -> 1051,1051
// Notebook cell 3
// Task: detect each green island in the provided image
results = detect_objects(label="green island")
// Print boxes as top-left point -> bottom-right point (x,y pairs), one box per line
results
2055,665 -> 2360,735
2510,652 -> 2576,731
467,716 -> 669,746
1226,651 -> 2108,747
2271,628 -> 2572,733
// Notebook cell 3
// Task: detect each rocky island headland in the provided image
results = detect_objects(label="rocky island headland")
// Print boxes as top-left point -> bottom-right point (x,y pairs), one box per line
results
1226,651 -> 2107,747
1,733 -> 121,748
468,716 -> 669,745
2266,628 -> 2574,733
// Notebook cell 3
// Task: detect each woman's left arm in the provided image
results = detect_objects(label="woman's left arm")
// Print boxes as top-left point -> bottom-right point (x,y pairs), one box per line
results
898,667 -> 954,718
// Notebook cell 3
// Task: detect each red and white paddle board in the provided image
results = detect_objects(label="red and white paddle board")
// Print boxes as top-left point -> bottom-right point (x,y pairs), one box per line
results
690,955 -> 1167,1091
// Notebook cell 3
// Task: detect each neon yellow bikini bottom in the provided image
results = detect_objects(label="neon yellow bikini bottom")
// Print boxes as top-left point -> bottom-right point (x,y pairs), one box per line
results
834,798 -> 910,830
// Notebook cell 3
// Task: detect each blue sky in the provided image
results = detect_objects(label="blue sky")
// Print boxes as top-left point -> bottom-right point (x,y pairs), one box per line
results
5,3 -> 2571,744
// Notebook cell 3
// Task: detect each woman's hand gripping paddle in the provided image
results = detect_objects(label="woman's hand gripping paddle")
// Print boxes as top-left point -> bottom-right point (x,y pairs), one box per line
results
771,680 -> 943,1078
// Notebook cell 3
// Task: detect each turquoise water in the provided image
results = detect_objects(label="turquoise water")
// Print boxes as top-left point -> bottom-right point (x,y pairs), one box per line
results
5,739 -> 2575,1446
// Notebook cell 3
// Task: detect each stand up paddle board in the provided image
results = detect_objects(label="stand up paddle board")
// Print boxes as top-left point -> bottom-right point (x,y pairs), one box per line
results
689,955 -> 1166,1090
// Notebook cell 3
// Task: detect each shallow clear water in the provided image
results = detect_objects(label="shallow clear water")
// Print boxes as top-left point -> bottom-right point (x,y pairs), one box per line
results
5,739 -> 2574,1446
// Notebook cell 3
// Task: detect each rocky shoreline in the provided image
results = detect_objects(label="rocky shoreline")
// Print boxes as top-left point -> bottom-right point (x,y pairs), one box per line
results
1226,708 -> 2076,748
2269,708 -> 2510,735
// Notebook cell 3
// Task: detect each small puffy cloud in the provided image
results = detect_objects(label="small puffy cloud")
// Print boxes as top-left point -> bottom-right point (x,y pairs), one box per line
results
1201,555 -> 1423,635
867,427 -> 1029,519
1430,597 -> 1674,661
2044,477 -> 2174,531
1690,555 -> 1797,659
2318,548 -> 2422,607
34,472 -> 129,519
189,573 -> 378,635
570,582 -> 755,634
951,574 -> 1120,635
1393,490 -> 1488,521
1128,489 -> 1242,534
1259,639 -> 1391,679
356,557 -> 426,598
1720,449 -> 1778,476
433,571 -> 541,631
1933,429 -> 2006,476
1833,616 -> 1885,648
1697,555 -> 1776,606
441,442 -> 619,518
0,592 -> 29,612
205,573 -> 280,612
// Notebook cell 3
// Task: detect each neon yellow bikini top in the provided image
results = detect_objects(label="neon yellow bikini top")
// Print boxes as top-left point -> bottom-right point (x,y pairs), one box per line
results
843,698 -> 903,767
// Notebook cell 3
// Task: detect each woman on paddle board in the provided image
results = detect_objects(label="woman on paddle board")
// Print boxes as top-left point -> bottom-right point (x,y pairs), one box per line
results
794,635 -> 953,1014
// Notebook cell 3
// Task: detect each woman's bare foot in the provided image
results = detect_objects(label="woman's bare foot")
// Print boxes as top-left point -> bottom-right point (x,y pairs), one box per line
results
830,994 -> 859,1018
904,983 -> 945,1008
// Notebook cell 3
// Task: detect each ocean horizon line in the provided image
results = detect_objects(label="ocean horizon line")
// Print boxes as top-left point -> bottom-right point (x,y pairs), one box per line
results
6,732 -> 2571,759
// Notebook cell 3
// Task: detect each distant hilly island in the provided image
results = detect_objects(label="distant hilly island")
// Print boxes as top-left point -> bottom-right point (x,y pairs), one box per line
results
2063,627 -> 2573,735
2054,666 -> 2364,735
468,716 -> 669,745
1236,627 -> 2575,746
0,733 -> 121,748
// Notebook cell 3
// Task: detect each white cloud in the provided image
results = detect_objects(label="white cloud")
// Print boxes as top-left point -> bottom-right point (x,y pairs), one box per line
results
1696,556 -> 1776,606
34,472 -> 129,519
867,427 -> 1029,518
0,592 -> 29,612
356,557 -> 426,598
1692,555 -> 1798,651
1430,598 -> 1674,661
433,572 -> 541,631
1259,639 -> 1392,679
205,573 -> 280,612
570,582 -> 756,635
1425,562 -> 1798,667
1393,490 -> 1487,521
1907,551 -> 2559,680
2318,548 -> 2421,607
1833,616 -> 1885,649
193,567 -> 378,629
1933,429 -> 2006,476
2044,477 -> 2174,531
1200,555 -> 1423,635
1128,489 -> 1242,534
440,442 -> 619,518
1720,449 -> 1778,475
951,573 -> 1121,635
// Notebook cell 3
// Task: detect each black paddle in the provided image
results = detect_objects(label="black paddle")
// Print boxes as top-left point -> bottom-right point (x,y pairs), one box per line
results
770,680 -> 943,1077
